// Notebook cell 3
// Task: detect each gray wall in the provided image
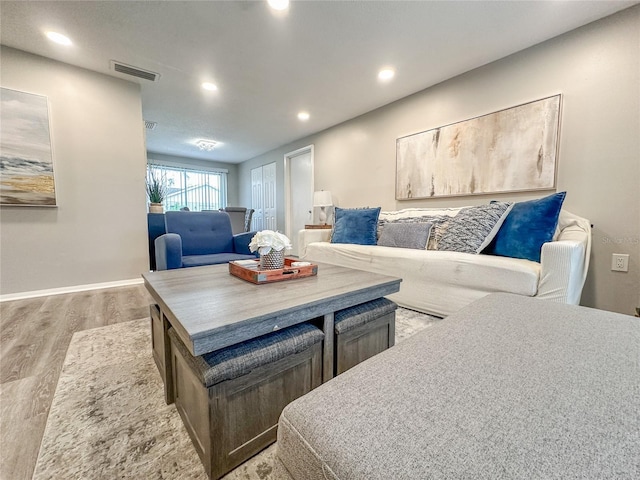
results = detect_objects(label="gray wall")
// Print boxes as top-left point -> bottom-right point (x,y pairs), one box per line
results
0,47 -> 149,295
239,7 -> 640,315
146,152 -> 240,206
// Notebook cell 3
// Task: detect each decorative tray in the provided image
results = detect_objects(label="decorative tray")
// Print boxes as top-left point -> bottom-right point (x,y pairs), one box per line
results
229,258 -> 318,284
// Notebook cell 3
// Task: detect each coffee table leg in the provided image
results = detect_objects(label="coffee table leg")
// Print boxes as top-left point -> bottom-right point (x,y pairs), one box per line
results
150,305 -> 174,404
323,312 -> 334,382
161,312 -> 174,404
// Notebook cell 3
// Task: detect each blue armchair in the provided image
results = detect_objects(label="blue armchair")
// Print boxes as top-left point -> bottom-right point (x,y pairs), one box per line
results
155,211 -> 258,270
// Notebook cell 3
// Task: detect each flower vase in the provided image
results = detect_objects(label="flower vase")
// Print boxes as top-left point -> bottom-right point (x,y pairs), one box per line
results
260,249 -> 285,270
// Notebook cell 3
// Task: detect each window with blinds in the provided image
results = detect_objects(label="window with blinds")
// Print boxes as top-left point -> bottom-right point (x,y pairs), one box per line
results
148,164 -> 227,211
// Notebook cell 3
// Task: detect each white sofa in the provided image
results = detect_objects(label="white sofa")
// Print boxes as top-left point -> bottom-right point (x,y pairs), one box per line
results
298,208 -> 591,317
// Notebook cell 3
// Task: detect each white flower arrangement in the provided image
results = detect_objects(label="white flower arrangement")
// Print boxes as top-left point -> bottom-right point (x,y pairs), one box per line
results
249,230 -> 292,255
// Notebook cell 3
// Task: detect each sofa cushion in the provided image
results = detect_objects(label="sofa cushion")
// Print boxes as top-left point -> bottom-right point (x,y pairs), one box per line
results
277,293 -> 639,480
377,222 -> 432,249
331,207 -> 381,245
303,241 -> 539,317
485,192 -> 566,262
437,202 -> 513,254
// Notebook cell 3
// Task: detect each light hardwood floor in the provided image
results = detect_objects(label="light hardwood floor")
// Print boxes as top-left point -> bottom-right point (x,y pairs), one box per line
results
0,285 -> 152,480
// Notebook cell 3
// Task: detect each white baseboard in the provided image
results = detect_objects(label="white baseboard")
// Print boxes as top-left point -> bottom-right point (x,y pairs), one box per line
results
0,278 -> 145,302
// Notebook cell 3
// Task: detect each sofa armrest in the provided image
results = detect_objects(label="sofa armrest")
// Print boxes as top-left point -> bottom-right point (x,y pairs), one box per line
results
155,233 -> 183,270
298,229 -> 332,258
537,210 -> 592,304
233,231 -> 258,256
537,239 -> 588,305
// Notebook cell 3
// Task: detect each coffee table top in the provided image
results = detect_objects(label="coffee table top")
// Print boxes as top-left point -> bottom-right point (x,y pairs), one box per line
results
142,262 -> 401,356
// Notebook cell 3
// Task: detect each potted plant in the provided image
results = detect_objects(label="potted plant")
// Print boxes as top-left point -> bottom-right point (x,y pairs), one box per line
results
249,230 -> 292,269
146,169 -> 166,213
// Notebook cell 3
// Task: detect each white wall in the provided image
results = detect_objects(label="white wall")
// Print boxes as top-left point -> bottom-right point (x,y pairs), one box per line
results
239,7 -> 640,315
0,47 -> 149,295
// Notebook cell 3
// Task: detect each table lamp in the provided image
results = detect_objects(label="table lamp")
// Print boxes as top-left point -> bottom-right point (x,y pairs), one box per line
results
313,190 -> 333,225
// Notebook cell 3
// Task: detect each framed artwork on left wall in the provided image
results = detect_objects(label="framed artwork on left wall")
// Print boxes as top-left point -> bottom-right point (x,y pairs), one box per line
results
0,87 -> 57,206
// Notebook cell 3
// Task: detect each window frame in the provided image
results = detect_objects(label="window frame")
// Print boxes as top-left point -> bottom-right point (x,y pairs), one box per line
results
147,163 -> 227,212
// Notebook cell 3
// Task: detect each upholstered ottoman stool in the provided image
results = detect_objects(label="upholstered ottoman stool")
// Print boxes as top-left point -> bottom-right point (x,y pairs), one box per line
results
334,297 -> 397,375
167,323 -> 324,480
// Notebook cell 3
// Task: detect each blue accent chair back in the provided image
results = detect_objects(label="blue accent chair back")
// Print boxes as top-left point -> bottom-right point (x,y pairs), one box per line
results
154,211 -> 257,270
166,211 -> 235,255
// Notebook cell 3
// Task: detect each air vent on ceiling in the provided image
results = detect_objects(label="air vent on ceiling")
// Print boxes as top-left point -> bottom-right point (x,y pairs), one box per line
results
144,120 -> 157,130
110,61 -> 160,82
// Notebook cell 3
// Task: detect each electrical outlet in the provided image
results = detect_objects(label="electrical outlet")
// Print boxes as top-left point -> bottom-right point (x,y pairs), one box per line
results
611,253 -> 629,272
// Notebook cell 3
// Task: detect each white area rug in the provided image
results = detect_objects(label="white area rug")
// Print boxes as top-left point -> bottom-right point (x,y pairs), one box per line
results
34,308 -> 440,479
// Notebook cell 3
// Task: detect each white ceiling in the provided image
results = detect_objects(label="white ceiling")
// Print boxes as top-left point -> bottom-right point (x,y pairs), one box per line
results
1,1 -> 636,164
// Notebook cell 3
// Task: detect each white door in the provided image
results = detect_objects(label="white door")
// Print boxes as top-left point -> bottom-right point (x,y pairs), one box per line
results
263,162 -> 277,230
250,166 -> 264,231
250,162 -> 277,231
285,146 -> 314,257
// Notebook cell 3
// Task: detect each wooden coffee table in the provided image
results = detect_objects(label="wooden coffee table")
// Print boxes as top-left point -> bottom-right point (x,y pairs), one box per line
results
142,261 -> 401,402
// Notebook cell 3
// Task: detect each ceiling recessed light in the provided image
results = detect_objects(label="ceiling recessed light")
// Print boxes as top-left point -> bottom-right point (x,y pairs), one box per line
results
195,139 -> 219,151
297,112 -> 310,121
202,82 -> 218,91
378,68 -> 395,81
45,31 -> 72,46
268,0 -> 289,11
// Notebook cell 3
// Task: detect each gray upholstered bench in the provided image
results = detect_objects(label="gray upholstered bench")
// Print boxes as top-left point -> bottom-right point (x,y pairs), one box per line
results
334,297 -> 397,375
276,293 -> 640,479
167,323 -> 324,480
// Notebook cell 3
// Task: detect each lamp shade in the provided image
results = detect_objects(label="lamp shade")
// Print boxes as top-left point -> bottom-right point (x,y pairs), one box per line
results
313,190 -> 333,207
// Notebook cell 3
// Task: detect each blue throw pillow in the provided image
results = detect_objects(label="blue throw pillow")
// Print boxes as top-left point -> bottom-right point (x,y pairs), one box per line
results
485,192 -> 566,262
331,207 -> 381,245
